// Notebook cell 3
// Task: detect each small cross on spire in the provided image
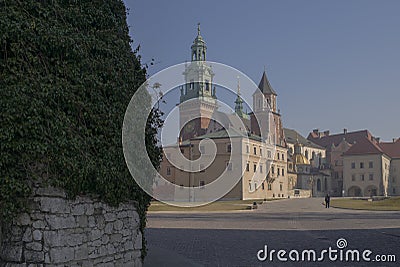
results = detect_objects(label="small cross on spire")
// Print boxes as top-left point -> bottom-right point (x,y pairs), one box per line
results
197,23 -> 201,36
237,76 -> 241,95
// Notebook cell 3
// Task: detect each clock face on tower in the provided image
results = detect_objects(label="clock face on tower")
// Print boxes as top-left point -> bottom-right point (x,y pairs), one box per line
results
184,121 -> 195,134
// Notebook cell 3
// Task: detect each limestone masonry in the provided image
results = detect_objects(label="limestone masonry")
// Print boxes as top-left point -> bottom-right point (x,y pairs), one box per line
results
0,186 -> 142,266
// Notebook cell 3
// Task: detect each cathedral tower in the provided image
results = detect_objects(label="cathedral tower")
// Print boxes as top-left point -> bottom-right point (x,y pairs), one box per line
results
179,24 -> 218,141
251,70 -> 286,147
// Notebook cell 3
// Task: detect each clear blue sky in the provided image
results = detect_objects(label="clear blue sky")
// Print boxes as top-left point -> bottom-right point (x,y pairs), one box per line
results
124,0 -> 400,141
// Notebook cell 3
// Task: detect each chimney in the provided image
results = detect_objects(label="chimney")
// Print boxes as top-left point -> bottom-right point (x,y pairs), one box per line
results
376,137 -> 380,143
343,128 -> 347,135
324,130 -> 330,136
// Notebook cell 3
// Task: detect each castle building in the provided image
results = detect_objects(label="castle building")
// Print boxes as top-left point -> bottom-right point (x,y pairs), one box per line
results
307,129 -> 377,196
158,26 -> 399,201
380,139 -> 400,196
284,129 -> 330,197
159,25 -> 291,201
309,129 -> 400,197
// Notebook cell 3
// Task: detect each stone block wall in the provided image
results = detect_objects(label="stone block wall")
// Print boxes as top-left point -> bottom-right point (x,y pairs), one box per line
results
0,187 -> 143,266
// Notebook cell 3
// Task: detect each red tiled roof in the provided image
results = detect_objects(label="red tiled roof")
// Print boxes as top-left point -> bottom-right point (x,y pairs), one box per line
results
307,130 -> 373,150
380,139 -> 400,158
343,137 -> 384,156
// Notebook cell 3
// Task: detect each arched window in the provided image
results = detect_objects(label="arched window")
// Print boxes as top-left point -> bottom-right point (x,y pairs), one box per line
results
305,150 -> 309,159
317,179 -> 321,191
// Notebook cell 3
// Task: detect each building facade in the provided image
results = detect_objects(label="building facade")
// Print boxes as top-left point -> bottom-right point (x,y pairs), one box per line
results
343,137 -> 391,197
309,129 -> 400,197
159,26 -> 289,201
307,129 -> 378,196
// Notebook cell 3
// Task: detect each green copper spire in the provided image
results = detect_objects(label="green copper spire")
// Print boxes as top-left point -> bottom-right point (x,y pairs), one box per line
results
235,77 -> 245,117
181,24 -> 215,104
191,23 -> 207,61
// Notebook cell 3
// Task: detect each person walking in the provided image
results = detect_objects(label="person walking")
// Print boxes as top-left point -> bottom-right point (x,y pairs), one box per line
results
325,194 -> 331,208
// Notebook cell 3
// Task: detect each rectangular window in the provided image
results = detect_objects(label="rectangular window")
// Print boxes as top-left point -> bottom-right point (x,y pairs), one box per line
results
360,174 -> 365,181
369,161 -> 373,168
267,150 -> 272,158
246,162 -> 250,172
268,184 -> 272,190
199,181 -> 205,188
166,167 -> 171,176
226,162 -> 232,171
277,168 -> 280,176
360,162 -> 364,169
351,162 -> 355,169
352,174 -> 356,181
277,153 -> 280,160
369,174 -> 374,181
227,144 -> 232,153
282,169 -> 285,176
280,184 -> 283,191
253,164 -> 257,172
262,183 -> 265,190
272,166 -> 275,174
282,154 -> 285,161
253,147 -> 257,155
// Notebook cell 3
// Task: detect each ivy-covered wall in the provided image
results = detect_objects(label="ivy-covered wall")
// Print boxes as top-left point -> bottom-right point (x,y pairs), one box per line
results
0,0 -> 159,261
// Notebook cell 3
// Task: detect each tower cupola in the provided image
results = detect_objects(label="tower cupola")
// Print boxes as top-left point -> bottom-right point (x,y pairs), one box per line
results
191,23 -> 207,61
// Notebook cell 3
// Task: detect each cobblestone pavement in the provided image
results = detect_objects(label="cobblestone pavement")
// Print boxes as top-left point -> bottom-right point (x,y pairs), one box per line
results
144,198 -> 400,266
145,228 -> 400,267
147,198 -> 400,230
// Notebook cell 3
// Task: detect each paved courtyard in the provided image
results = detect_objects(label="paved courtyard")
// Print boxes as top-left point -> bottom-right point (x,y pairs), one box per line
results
144,198 -> 400,266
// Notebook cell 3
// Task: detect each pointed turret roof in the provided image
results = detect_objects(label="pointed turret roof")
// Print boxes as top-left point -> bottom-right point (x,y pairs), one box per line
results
258,71 -> 277,95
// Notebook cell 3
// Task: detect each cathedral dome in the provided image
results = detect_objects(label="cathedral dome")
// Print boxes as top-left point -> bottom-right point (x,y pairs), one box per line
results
295,154 -> 310,165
